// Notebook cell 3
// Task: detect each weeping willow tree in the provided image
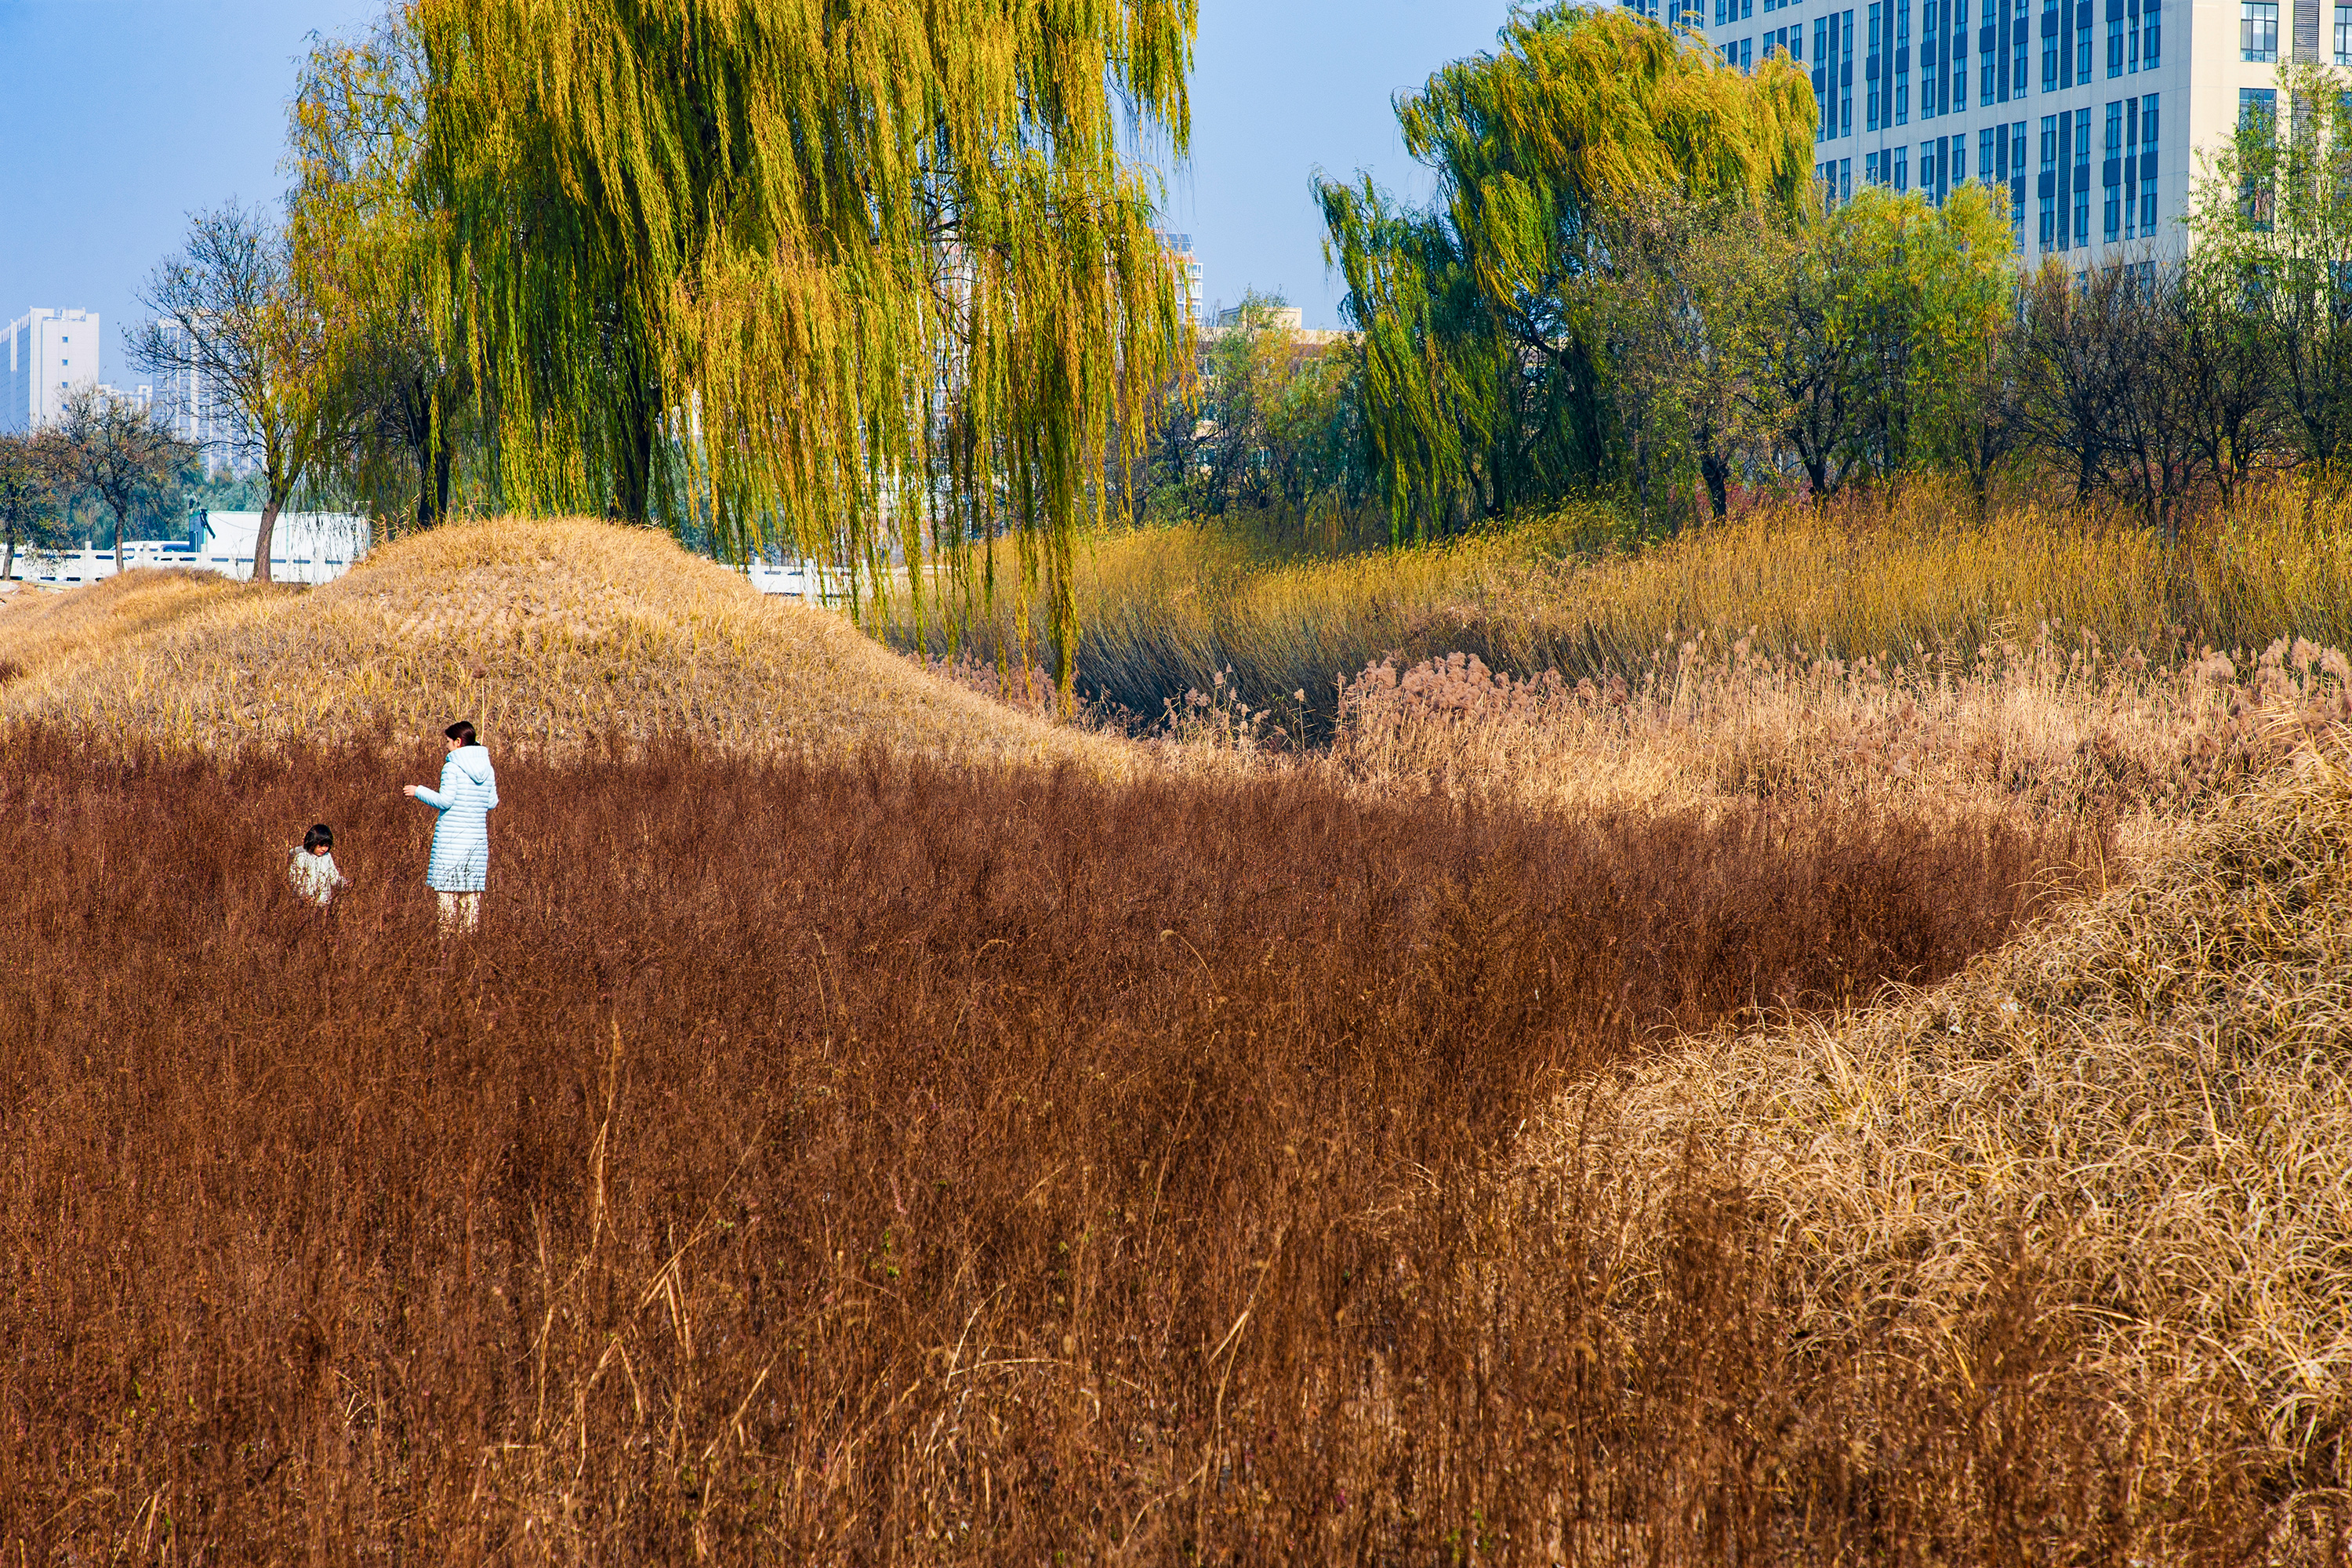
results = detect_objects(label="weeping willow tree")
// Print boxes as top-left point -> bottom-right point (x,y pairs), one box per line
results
1316,6 -> 1813,540
406,0 -> 1194,688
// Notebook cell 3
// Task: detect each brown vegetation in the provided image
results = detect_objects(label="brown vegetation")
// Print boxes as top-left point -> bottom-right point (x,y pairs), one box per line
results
1,730 -> 2090,1560
1333,630 -> 2352,833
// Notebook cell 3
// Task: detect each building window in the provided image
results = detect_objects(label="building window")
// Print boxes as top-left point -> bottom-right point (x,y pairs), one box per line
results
2241,90 -> 2275,226
2013,0 -> 2031,91
2042,0 -> 2060,88
1982,0 -> 1998,101
2139,95 -> 2158,234
2072,107 -> 2091,249
2336,1 -> 2351,60
2040,114 -> 2058,249
1921,0 -> 1940,115
1949,4 -> 1969,113
1841,11 -> 1856,134
1870,2 -> 1886,126
2145,0 -> 2161,63
2011,120 -> 2030,243
2244,0 -> 2278,60
2117,100 -> 2136,239
1896,0 -> 1912,123
1895,143 -> 1910,190
2108,12 -> 2125,74
2076,0 -> 2094,78
1814,14 -> 1854,138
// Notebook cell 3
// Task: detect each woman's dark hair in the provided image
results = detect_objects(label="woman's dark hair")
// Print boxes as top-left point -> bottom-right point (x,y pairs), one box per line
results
303,823 -> 334,852
445,720 -> 478,746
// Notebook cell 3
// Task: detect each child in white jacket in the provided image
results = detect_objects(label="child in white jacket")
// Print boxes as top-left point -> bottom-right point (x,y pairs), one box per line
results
289,822 -> 349,906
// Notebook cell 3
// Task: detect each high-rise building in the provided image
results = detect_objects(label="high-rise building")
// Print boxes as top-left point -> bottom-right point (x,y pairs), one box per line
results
1154,230 -> 1206,325
3,308 -> 103,432
1658,0 -> 2263,261
146,321 -> 235,471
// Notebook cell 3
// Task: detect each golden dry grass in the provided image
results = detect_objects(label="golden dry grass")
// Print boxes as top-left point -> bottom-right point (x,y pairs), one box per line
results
0,518 -> 1135,775
1520,749 -> 2352,1552
0,569 -> 275,680
1328,634 -> 2352,846
900,481 -> 2352,745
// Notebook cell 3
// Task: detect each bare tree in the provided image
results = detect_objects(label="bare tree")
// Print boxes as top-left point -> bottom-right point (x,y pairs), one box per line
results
52,387 -> 192,573
2013,261 -> 2130,506
132,203 -> 336,583
2169,256 -> 2283,508
0,430 -> 68,583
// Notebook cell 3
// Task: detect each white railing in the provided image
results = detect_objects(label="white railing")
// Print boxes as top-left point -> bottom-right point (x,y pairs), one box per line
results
5,541 -> 860,598
4,541 -> 362,587
746,561 -> 858,602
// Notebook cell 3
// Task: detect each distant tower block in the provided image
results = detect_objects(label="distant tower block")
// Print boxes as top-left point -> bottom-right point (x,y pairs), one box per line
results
2,308 -> 103,432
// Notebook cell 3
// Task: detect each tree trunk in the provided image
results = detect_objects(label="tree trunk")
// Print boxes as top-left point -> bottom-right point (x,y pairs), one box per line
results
254,501 -> 279,584
3,528 -> 15,585
113,509 -> 125,574
614,384 -> 659,524
1700,449 -> 1730,520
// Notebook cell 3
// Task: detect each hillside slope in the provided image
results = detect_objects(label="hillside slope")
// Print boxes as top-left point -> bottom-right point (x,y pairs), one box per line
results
0,569 -> 272,679
0,519 -> 1134,775
1527,751 -> 2352,1549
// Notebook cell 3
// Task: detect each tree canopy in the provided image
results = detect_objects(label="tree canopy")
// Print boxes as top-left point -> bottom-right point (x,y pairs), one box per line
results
1317,5 -> 1814,539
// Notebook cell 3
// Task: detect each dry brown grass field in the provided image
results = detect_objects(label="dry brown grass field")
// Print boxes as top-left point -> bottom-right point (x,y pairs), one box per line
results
6,506 -> 2351,1559
0,731 -> 2092,1561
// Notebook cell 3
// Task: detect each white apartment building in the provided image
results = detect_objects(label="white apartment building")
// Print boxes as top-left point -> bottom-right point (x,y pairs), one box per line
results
1155,230 -> 1207,325
1636,0 -> 2303,261
145,319 -> 236,470
2,307 -> 103,431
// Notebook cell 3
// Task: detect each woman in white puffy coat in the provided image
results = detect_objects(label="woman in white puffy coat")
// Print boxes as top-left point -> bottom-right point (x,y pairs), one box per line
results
403,719 -> 499,932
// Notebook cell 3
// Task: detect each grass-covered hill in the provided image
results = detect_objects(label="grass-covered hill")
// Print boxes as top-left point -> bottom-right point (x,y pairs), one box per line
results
1511,753 -> 2352,1551
0,519 -> 1134,776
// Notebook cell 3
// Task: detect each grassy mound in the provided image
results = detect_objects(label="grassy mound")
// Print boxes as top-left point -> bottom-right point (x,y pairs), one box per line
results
0,518 -> 1132,775
1530,752 -> 2352,1549
0,568 -> 270,682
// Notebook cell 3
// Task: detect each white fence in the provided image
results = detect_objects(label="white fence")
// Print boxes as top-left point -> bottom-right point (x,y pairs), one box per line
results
745,561 -> 859,602
3,528 -> 855,601
5,540 -> 362,587
5,539 -> 364,588
4,512 -> 371,587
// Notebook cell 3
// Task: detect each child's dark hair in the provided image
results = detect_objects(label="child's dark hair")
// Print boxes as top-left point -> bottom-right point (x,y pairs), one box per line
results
445,720 -> 478,746
303,823 -> 334,852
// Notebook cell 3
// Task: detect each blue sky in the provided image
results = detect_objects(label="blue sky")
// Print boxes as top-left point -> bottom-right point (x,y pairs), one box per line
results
0,0 -> 1517,374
